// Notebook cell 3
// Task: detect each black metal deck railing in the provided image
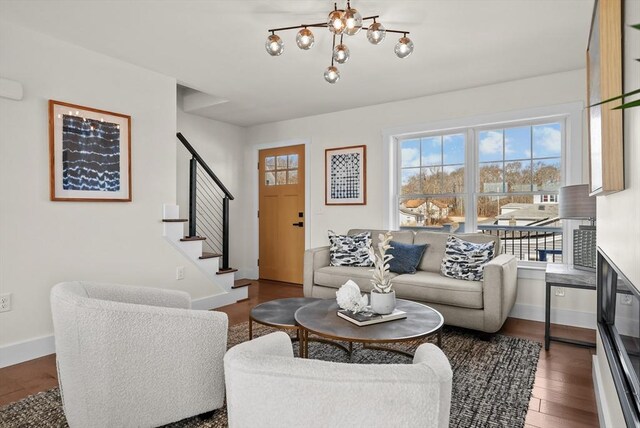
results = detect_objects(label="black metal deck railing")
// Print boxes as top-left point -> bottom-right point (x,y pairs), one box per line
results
177,132 -> 234,271
478,225 -> 563,263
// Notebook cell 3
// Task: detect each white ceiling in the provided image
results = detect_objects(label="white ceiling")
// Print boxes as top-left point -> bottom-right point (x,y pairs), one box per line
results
0,0 -> 594,126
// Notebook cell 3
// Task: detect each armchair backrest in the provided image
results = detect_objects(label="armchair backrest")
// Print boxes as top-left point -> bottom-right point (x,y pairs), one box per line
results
225,332 -> 452,428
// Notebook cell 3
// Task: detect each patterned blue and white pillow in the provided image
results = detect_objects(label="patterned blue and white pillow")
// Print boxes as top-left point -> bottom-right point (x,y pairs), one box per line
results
441,236 -> 495,281
328,230 -> 373,267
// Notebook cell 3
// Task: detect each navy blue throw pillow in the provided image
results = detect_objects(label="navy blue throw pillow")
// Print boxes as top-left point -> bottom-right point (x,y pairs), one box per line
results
387,241 -> 428,274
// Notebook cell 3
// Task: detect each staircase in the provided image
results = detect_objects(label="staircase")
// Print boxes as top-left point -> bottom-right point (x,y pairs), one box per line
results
162,133 -> 249,308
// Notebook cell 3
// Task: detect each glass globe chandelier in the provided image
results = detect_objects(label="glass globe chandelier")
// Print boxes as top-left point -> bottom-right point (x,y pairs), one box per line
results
264,1 -> 413,84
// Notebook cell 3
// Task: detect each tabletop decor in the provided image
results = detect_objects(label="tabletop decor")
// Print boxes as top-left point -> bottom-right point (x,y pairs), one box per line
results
369,231 -> 396,314
335,280 -> 368,313
325,145 -> 366,205
49,100 -> 131,201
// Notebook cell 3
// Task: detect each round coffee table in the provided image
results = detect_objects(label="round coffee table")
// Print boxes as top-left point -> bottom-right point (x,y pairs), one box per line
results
294,299 -> 444,359
249,297 -> 321,341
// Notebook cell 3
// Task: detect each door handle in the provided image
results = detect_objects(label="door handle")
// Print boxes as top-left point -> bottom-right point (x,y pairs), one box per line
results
292,222 -> 304,227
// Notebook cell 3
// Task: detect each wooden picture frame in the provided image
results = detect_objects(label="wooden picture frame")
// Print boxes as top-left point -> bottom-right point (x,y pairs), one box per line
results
587,0 -> 624,196
325,145 -> 366,205
49,100 -> 132,201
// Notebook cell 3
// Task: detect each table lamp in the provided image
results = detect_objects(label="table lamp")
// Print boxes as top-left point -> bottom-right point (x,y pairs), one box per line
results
559,184 -> 597,270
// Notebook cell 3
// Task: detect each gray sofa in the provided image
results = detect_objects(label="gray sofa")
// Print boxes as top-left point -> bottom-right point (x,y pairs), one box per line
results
304,229 -> 518,333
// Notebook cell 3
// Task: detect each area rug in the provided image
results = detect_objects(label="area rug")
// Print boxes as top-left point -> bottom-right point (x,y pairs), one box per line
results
0,322 -> 540,428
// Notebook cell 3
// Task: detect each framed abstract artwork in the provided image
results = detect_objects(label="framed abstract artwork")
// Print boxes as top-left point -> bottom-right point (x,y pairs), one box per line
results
49,100 -> 131,201
586,0 -> 624,195
325,145 -> 366,205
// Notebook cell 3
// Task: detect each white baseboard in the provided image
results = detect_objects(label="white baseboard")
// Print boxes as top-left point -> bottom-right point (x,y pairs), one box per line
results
593,354 -> 614,428
0,335 -> 55,369
509,303 -> 596,329
0,293 -> 245,368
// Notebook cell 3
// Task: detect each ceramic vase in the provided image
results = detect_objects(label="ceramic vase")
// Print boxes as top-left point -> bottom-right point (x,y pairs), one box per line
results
370,290 -> 396,315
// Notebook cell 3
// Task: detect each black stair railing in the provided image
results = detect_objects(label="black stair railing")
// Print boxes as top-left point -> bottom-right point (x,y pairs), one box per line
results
176,132 -> 234,271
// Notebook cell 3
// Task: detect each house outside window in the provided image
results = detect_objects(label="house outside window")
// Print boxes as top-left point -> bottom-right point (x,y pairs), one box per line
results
397,119 -> 564,263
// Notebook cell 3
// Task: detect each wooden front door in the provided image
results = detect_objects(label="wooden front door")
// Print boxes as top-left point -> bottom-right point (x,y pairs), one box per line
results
258,145 -> 305,284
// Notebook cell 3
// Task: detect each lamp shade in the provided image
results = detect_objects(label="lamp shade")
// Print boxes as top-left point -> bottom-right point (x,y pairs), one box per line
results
559,184 -> 596,220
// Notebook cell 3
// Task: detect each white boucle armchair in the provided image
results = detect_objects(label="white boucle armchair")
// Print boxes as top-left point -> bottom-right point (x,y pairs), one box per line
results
50,281 -> 228,428
224,332 -> 452,428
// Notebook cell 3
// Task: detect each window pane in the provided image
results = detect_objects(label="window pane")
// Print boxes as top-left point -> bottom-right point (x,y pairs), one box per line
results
533,123 -> 561,158
276,155 -> 288,169
400,139 -> 420,167
400,168 -> 421,195
422,166 -> 442,194
443,165 -> 464,193
287,169 -> 298,184
276,171 -> 287,185
505,160 -> 532,192
288,154 -> 298,169
478,130 -> 503,162
533,159 -> 561,191
265,172 -> 275,185
265,156 -> 275,171
505,127 -> 531,161
443,134 -> 465,165
421,137 -> 442,166
477,195 -> 562,263
479,162 -> 504,193
399,197 -> 465,230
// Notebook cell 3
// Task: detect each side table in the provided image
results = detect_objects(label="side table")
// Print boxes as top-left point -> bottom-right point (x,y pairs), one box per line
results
545,263 -> 596,350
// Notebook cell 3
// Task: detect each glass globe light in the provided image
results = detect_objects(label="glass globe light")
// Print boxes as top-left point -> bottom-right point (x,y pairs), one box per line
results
265,34 -> 284,56
332,44 -> 350,64
366,22 -> 386,44
343,7 -> 363,36
327,10 -> 345,34
324,66 -> 340,84
296,28 -> 315,50
394,36 -> 414,58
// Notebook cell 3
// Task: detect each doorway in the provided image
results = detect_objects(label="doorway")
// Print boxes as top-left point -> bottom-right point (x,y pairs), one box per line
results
258,145 -> 305,284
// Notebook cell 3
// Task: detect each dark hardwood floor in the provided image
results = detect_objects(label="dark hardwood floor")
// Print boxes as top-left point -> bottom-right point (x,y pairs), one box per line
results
0,279 -> 598,427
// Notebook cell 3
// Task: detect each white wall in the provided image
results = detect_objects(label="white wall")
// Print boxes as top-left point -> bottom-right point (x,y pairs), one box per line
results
0,23 -> 223,361
176,101 -> 248,276
244,69 -> 593,324
593,1 -> 640,426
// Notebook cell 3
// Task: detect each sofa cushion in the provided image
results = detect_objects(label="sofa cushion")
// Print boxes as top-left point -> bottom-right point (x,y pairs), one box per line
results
348,229 -> 414,248
328,230 -> 373,267
315,266 -> 399,292
441,236 -> 495,281
413,231 -> 500,273
392,271 -> 483,309
387,241 -> 428,274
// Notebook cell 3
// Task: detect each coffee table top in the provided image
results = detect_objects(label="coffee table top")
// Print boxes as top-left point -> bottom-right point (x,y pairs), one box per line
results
294,299 -> 444,343
250,297 -> 321,328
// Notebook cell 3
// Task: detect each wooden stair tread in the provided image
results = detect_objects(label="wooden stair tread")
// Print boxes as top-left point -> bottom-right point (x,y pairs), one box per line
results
180,236 -> 206,241
199,252 -> 222,259
162,219 -> 188,223
216,268 -> 238,275
231,279 -> 252,289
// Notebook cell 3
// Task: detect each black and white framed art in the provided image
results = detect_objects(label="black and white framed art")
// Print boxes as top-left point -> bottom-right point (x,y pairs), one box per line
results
325,145 -> 366,205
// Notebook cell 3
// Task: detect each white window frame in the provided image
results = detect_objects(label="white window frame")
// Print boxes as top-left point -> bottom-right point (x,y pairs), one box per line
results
382,102 -> 585,266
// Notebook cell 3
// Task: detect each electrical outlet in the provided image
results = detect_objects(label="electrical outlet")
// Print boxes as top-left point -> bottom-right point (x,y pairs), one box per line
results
554,288 -> 565,297
621,294 -> 633,306
0,293 -> 11,312
176,266 -> 185,280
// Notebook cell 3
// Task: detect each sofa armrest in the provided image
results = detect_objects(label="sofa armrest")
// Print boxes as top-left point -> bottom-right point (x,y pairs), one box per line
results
303,246 -> 331,297
482,254 -> 518,332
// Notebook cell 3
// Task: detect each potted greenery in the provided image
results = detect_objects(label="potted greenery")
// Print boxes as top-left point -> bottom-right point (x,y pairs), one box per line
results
368,232 -> 396,314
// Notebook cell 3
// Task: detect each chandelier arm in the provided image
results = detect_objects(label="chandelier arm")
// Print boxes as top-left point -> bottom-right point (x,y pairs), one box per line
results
331,34 -> 336,67
268,22 -> 328,33
381,29 -> 410,35
361,15 -> 380,21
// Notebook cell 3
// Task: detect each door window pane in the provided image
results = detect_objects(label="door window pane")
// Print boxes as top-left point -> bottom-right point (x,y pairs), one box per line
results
276,171 -> 287,185
288,154 -> 298,169
265,172 -> 275,185
287,170 -> 298,184
276,155 -> 288,169
265,156 -> 275,171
